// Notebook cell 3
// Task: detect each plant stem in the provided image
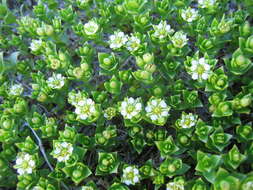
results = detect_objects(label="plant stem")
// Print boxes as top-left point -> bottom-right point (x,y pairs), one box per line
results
24,122 -> 70,190
24,122 -> 54,171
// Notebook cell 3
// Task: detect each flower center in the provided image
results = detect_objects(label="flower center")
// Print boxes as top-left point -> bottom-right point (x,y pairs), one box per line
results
186,11 -> 192,18
127,171 -> 134,179
185,118 -> 191,126
82,105 -> 89,113
153,107 -> 161,115
127,105 -> 134,113
197,65 -> 205,74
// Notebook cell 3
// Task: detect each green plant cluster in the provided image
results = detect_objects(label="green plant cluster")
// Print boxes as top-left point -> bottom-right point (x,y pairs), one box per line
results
0,0 -> 253,189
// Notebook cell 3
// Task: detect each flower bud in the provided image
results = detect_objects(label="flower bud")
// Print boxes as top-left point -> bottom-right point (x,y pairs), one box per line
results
45,24 -> 54,36
240,96 -> 251,107
73,67 -> 84,79
37,92 -> 48,102
50,58 -> 61,70
152,86 -> 163,96
115,5 -> 124,14
36,27 -> 45,36
246,35 -> 253,50
143,53 -> 154,64
136,56 -> 146,68
240,176 -> 253,190
240,21 -> 251,37
72,170 -> 82,179
144,64 -> 156,73
220,181 -> 231,190
235,55 -> 246,66
178,134 -> 189,146
2,119 -> 13,130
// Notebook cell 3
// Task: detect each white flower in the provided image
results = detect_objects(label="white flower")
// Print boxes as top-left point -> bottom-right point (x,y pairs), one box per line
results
189,57 -> 211,80
243,181 -> 253,189
198,0 -> 216,8
152,20 -> 174,40
30,39 -> 43,52
68,91 -> 85,107
75,97 -> 96,120
145,98 -> 170,122
83,20 -> 99,36
14,152 -> 36,175
181,8 -> 198,22
109,31 -> 128,49
78,0 -> 90,3
171,31 -> 188,48
120,97 -> 142,120
81,187 -> 93,190
126,34 -> 141,52
178,112 -> 198,129
52,141 -> 73,162
166,182 -> 184,190
9,84 -> 24,96
47,73 -> 65,89
122,166 -> 140,185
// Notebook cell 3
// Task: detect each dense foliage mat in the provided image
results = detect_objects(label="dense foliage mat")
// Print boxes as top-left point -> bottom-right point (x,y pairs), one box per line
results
0,0 -> 253,189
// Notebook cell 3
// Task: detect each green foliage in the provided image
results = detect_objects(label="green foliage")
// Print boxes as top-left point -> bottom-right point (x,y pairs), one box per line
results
0,0 -> 252,189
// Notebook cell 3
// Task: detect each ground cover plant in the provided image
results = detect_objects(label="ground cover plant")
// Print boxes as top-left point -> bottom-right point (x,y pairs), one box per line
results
0,0 -> 253,189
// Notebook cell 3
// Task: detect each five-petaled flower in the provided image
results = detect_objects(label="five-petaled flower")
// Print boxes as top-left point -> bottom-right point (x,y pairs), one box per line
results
51,141 -> 73,162
171,31 -> 188,48
166,182 -> 184,190
181,8 -> 199,22
47,73 -> 66,89
198,0 -> 216,8
145,98 -> 170,121
122,166 -> 140,186
109,31 -> 128,50
83,20 -> 99,36
189,57 -> 211,80
30,39 -> 43,52
119,97 -> 142,120
152,20 -> 174,40
178,112 -> 198,129
75,97 -> 96,120
14,152 -> 36,175
126,34 -> 141,52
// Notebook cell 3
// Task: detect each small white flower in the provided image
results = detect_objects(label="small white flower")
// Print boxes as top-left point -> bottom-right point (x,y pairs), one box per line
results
52,141 -> 73,162
166,182 -> 184,190
78,0 -> 90,3
74,97 -> 97,121
122,166 -> 140,185
9,84 -> 24,96
81,186 -> 94,190
109,31 -> 128,49
68,91 -> 86,106
30,39 -> 43,52
198,0 -> 216,8
29,160 -> 35,167
189,57 -> 211,81
47,73 -> 65,89
243,181 -> 253,189
178,112 -> 198,129
119,97 -> 142,120
145,98 -> 170,122
83,20 -> 99,36
14,152 -> 36,175
181,8 -> 198,22
171,31 -> 188,48
152,20 -> 174,40
126,34 -> 141,52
